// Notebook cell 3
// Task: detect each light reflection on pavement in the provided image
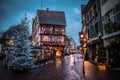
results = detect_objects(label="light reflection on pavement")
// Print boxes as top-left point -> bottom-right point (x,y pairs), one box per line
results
63,54 -> 84,80
0,54 -> 84,80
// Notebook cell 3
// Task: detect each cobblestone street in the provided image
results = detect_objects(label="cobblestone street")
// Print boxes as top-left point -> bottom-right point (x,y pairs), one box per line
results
0,54 -> 120,80
0,0 -> 120,80
0,54 -> 84,80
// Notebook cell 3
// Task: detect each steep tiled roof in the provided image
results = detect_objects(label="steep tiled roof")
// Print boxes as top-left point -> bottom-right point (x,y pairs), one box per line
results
37,10 -> 66,26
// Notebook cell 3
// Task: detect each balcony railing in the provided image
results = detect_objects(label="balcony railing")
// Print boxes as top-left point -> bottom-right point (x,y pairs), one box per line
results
42,41 -> 52,46
41,41 -> 65,46
54,31 -> 65,35
40,31 -> 65,35
104,23 -> 120,34
52,42 -> 65,46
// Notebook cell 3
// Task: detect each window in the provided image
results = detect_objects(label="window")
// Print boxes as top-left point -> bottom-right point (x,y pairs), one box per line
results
44,36 -> 48,41
86,14 -> 89,23
55,28 -> 58,32
115,3 -> 120,23
45,27 -> 50,33
48,36 -> 51,42
106,10 -> 115,23
103,10 -> 116,34
102,16 -> 106,27
94,3 -> 98,17
88,26 -> 96,37
41,25 -> 45,31
95,23 -> 99,34
41,26 -> 45,33
54,27 -> 58,34
115,3 -> 120,12
89,10 -> 92,21
59,27 -> 65,34
58,36 -> 64,42
54,36 -> 58,42
50,27 -> 53,34
116,13 -> 120,23
103,10 -> 115,24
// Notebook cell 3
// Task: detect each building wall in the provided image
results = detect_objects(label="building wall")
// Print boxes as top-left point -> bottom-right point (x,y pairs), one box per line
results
101,0 -> 120,47
101,0 -> 120,67
39,24 -> 65,46
81,0 -> 120,66
32,17 -> 66,58
86,0 -> 102,61
101,0 -> 120,16
33,10 -> 67,59
85,0 -> 102,39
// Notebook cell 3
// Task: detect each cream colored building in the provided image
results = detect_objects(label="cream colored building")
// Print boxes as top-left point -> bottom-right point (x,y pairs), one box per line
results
101,0 -> 120,67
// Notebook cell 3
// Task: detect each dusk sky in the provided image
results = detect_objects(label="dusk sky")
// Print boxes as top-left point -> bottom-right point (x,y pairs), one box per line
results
0,0 -> 88,44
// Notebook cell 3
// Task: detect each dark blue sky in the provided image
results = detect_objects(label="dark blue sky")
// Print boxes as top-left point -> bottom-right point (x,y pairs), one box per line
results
0,0 -> 88,44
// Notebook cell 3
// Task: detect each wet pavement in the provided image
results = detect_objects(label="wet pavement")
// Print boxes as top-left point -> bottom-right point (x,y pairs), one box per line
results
0,54 -> 84,80
84,61 -> 120,80
0,54 -> 120,80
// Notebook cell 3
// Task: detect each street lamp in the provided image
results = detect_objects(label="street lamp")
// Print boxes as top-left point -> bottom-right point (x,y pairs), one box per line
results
80,33 -> 85,75
80,34 -> 84,38
80,33 -> 84,54
83,39 -> 86,42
